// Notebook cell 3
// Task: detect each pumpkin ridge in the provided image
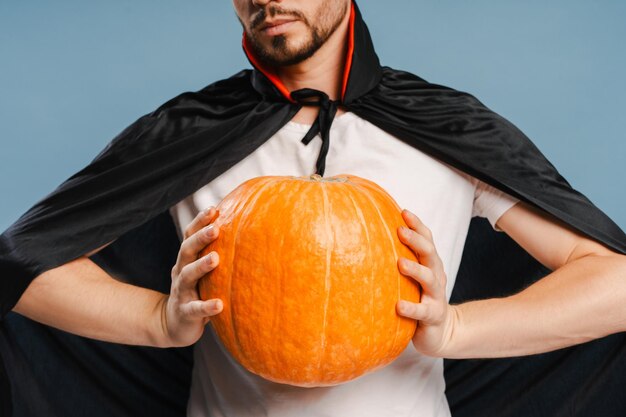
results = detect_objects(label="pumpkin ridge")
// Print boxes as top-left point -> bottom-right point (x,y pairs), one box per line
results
271,181 -> 288,377
345,188 -> 374,367
225,184 -> 256,365
356,183 -> 403,357
318,181 -> 333,377
229,177 -> 277,367
271,177 -> 305,378
203,180 -> 259,363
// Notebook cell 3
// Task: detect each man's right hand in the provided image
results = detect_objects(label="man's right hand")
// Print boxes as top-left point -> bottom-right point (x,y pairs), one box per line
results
160,207 -> 223,347
12,206 -> 222,347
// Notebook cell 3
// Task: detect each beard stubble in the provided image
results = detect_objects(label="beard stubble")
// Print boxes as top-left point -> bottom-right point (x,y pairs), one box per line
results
245,0 -> 348,67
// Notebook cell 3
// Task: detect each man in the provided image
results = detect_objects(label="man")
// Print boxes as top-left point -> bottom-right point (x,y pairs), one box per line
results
1,1 -> 625,416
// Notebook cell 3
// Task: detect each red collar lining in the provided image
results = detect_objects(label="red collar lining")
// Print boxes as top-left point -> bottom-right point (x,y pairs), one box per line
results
341,3 -> 355,101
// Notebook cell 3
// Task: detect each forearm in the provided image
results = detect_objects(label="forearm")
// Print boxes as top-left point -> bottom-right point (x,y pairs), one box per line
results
12,256 -> 170,347
443,253 -> 626,358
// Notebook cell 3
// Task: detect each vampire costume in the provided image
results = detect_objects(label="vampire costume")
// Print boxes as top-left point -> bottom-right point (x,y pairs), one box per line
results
1,2 -> 625,416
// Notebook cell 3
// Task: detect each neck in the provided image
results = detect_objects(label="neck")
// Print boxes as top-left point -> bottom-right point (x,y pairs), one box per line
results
275,9 -> 351,102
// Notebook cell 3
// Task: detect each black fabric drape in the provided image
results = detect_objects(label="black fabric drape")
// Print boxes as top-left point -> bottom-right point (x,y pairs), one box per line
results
0,212 -> 192,417
1,1 -> 625,416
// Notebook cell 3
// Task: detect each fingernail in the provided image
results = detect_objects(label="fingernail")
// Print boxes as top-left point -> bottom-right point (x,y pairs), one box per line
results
207,251 -> 219,265
205,224 -> 215,237
213,299 -> 223,310
398,301 -> 409,313
204,207 -> 214,215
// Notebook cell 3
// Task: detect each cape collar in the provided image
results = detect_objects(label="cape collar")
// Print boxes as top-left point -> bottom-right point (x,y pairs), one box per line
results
243,0 -> 382,105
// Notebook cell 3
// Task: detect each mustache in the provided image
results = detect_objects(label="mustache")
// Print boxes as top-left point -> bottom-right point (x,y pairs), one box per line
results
250,6 -> 306,30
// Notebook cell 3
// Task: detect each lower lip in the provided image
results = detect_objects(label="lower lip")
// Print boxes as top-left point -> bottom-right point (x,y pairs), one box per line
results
263,21 -> 297,36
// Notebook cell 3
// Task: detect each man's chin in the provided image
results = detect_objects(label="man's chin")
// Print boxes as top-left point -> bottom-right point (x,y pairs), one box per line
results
252,38 -> 316,67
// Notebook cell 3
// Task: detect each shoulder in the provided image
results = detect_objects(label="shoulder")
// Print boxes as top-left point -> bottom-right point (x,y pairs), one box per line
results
92,69 -> 260,161
367,66 -> 509,126
377,66 -> 475,100
150,69 -> 258,117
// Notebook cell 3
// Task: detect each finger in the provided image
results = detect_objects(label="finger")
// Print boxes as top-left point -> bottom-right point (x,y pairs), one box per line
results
396,300 -> 430,322
178,224 -> 220,268
184,207 -> 219,239
397,257 -> 435,294
179,299 -> 223,318
397,226 -> 439,269
178,251 -> 219,290
402,209 -> 433,241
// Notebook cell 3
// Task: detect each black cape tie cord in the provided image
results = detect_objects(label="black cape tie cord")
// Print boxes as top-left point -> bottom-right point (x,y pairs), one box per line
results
291,88 -> 339,176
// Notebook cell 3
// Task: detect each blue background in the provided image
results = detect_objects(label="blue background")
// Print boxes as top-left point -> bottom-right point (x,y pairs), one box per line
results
1,0 -> 624,232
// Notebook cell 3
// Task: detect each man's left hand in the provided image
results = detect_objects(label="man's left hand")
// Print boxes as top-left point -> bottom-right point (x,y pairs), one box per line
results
396,209 -> 458,357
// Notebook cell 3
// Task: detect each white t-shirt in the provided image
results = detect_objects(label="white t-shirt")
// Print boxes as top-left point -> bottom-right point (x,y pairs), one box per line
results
169,111 -> 519,417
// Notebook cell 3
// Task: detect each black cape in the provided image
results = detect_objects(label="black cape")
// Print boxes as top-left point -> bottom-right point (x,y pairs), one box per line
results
2,2 -> 625,416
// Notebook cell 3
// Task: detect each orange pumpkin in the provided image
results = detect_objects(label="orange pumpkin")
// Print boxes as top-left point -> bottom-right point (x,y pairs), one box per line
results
199,174 -> 420,387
